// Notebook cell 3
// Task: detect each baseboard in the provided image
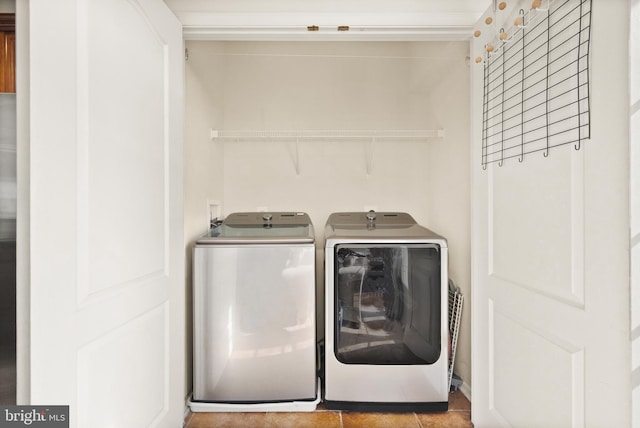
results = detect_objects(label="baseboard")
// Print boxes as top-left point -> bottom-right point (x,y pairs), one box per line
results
184,393 -> 192,424
459,381 -> 472,403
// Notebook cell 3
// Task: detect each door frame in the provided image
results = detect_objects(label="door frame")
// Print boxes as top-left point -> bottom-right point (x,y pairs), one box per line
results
15,0 -> 30,404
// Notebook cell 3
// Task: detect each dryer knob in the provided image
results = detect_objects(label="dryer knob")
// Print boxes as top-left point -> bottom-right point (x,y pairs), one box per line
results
262,213 -> 273,222
366,211 -> 376,221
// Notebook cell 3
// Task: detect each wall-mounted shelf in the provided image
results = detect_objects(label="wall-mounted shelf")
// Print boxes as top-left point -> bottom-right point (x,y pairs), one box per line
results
210,129 -> 444,140
210,129 -> 445,175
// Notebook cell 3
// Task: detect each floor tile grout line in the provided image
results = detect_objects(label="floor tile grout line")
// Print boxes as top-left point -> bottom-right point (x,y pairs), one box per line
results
414,412 -> 424,428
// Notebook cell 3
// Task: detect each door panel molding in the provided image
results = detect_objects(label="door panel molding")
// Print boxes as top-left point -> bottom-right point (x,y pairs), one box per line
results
76,278 -> 169,347
75,0 -> 171,304
488,299 -> 585,427
77,302 -> 169,428
487,150 -> 585,308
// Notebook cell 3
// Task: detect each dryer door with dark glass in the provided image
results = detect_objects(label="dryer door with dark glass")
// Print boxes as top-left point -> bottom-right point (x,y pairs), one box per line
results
334,243 -> 442,365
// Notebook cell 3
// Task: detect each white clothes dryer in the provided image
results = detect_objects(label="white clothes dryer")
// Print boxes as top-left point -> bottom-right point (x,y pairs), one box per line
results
324,212 -> 448,412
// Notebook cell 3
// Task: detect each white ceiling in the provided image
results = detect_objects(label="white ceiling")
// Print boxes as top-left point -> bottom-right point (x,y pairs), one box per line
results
163,0 -> 492,40
164,0 -> 490,15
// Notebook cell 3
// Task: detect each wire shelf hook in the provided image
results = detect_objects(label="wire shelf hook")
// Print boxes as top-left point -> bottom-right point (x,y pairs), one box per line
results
499,28 -> 508,44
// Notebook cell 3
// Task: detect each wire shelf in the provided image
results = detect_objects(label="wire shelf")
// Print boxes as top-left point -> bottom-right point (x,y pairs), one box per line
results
480,0 -> 592,169
210,129 -> 445,175
210,129 -> 445,141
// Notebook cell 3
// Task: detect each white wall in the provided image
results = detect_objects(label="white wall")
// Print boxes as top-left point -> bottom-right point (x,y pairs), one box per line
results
184,51 -> 225,246
425,42 -> 472,391
183,40 -> 472,388
184,51 -> 225,395
631,0 -> 640,424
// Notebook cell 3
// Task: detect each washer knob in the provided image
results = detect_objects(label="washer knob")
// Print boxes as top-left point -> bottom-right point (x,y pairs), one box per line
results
262,213 -> 273,222
366,211 -> 376,221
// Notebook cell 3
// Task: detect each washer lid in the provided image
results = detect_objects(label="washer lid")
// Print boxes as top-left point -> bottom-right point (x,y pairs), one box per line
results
326,211 -> 417,227
324,211 -> 446,243
197,212 -> 315,245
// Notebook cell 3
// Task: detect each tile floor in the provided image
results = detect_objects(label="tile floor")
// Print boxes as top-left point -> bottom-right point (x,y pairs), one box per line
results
184,391 -> 472,428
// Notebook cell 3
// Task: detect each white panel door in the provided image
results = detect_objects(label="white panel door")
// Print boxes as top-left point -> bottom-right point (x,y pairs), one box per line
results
471,1 -> 629,427
28,0 -> 184,427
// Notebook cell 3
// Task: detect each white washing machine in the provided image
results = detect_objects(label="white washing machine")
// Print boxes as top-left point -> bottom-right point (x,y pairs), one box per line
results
190,212 -> 319,412
324,212 -> 448,412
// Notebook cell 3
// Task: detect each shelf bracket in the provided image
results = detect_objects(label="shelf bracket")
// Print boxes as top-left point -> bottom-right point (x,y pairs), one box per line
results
366,137 -> 376,175
294,137 -> 300,175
